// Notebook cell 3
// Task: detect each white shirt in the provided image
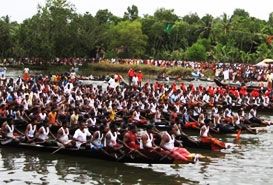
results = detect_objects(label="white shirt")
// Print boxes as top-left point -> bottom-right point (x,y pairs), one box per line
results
161,132 -> 175,150
108,78 -> 117,89
73,128 -> 92,148
223,69 -> 229,80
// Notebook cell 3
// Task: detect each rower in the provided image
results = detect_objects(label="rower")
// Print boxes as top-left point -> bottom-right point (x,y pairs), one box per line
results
57,122 -> 73,147
160,124 -> 199,162
1,117 -> 19,141
200,119 -> 228,151
90,125 -> 105,149
25,122 -> 37,143
73,122 -> 92,149
132,107 -> 148,126
183,109 -> 200,129
248,106 -> 270,126
104,124 -> 121,149
248,106 -> 260,125
48,109 -> 60,127
233,113 -> 256,134
123,124 -> 139,150
140,124 -> 155,150
35,122 -> 50,143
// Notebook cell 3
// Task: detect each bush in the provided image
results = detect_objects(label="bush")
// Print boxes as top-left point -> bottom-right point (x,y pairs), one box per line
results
166,67 -> 193,77
186,42 -> 207,61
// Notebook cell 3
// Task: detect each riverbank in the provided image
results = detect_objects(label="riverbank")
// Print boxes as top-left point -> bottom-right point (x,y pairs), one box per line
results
4,62 -> 215,78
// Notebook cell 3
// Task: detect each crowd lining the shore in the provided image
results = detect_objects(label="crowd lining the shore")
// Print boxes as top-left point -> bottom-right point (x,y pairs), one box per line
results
1,57 -> 273,83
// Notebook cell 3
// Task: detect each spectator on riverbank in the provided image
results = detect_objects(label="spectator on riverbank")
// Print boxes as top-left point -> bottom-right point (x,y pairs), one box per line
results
137,70 -> 143,88
128,68 -> 135,86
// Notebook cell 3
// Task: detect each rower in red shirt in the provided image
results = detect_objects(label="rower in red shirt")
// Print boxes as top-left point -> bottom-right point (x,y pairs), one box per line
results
250,88 -> 259,98
180,83 -> 187,92
207,86 -> 214,96
123,124 -> 139,150
171,82 -> 177,92
239,86 -> 248,96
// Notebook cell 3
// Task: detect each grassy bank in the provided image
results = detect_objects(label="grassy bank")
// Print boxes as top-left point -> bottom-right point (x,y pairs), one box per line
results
81,62 -> 194,77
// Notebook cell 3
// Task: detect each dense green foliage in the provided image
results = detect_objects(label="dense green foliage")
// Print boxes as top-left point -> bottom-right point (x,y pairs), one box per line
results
1,0 -> 273,62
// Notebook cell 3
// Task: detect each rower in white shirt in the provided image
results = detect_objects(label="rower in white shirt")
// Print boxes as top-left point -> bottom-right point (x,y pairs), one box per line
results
73,122 -> 92,149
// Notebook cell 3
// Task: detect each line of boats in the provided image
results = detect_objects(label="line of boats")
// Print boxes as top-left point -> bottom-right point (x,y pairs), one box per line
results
0,121 -> 270,164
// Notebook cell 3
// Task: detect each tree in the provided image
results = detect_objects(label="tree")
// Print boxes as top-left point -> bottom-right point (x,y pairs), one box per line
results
17,0 -> 76,58
232,9 -> 250,19
183,13 -> 200,24
198,14 -> 214,39
1,2 -> 273,62
0,16 -> 14,57
108,20 -> 147,58
186,42 -> 207,61
95,9 -> 116,24
123,5 -> 139,21
268,12 -> 273,26
154,8 -> 178,22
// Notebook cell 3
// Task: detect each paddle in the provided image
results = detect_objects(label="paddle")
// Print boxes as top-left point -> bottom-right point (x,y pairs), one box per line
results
15,128 -> 25,136
49,131 -> 57,140
159,150 -> 173,161
51,142 -> 65,154
118,139 -> 150,159
0,138 -> 13,145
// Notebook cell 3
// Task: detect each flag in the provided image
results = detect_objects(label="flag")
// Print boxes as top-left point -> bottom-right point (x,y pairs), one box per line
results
164,23 -> 173,34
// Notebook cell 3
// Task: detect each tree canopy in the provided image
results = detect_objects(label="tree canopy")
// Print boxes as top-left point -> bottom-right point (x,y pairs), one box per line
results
0,0 -> 273,63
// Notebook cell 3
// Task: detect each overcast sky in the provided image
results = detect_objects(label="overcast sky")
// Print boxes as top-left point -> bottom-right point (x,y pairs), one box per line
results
0,0 -> 272,23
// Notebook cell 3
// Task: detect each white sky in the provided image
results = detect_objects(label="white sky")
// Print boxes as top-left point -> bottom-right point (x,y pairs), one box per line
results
0,0 -> 272,23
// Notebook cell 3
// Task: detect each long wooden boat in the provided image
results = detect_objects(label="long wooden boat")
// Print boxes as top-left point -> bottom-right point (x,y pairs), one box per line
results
155,76 -> 194,82
182,123 -> 270,136
214,104 -> 273,114
214,78 -> 267,92
0,140 -> 180,164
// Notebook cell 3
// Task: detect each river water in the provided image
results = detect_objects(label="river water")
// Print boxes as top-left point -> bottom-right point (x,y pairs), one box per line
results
1,68 -> 273,185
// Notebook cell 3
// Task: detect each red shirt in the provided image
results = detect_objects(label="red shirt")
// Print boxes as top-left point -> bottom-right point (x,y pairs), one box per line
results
250,89 -> 259,97
128,69 -> 135,77
180,83 -> 187,92
171,83 -> 177,92
208,87 -> 214,96
137,72 -> 143,82
125,131 -> 139,149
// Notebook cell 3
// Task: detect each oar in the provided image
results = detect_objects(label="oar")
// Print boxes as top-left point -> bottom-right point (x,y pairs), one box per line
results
15,128 -> 25,136
51,143 -> 65,154
118,139 -> 150,159
49,131 -> 57,140
159,148 -> 174,161
0,138 -> 13,145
